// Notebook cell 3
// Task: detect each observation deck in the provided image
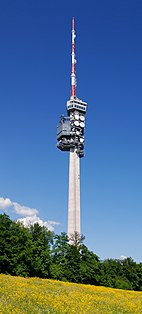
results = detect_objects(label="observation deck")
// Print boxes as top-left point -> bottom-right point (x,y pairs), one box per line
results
66,97 -> 87,115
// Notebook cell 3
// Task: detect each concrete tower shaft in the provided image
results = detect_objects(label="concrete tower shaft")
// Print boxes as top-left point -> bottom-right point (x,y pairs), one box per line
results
68,148 -> 80,235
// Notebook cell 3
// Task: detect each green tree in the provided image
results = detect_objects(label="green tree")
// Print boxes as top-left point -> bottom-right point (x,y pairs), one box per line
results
0,214 -> 13,274
29,223 -> 53,278
80,245 -> 100,285
0,214 -> 32,276
136,263 -> 142,291
121,257 -> 139,290
64,243 -> 82,283
50,232 -> 69,280
63,232 -> 85,283
114,276 -> 133,290
9,221 -> 33,276
100,259 -> 121,288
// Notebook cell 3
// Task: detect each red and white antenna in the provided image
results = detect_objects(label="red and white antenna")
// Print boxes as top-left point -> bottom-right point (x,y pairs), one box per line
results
71,17 -> 76,98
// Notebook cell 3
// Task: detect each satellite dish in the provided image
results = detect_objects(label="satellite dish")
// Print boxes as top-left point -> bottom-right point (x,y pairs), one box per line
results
80,122 -> 85,128
80,115 -> 85,121
80,138 -> 84,143
74,114 -> 79,120
74,120 -> 79,127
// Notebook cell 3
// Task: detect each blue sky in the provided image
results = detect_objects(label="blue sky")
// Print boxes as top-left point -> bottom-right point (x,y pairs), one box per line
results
0,0 -> 142,262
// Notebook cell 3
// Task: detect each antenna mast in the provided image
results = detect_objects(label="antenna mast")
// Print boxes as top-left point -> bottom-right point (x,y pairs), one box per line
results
71,17 -> 76,98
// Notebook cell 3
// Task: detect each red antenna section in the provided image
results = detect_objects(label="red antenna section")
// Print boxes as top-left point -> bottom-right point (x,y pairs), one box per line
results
71,17 -> 76,98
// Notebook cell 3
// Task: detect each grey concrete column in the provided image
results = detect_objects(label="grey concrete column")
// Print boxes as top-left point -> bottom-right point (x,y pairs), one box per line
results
68,147 -> 80,237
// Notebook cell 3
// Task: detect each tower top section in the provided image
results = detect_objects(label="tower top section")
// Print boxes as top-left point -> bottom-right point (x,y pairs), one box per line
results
67,18 -> 87,115
57,18 -> 88,158
71,17 -> 76,98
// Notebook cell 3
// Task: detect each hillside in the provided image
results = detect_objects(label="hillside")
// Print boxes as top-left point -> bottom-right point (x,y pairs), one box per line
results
0,274 -> 142,313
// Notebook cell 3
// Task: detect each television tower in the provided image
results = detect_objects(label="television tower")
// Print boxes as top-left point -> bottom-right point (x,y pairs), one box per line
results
57,18 -> 87,237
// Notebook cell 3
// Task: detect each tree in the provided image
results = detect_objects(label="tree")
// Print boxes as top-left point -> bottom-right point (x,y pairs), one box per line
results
64,243 -> 82,283
68,232 -> 85,248
80,245 -> 100,285
100,259 -> 122,288
63,232 -> 85,283
120,257 -> 139,290
136,263 -> 142,291
50,232 -> 69,280
9,221 -> 33,276
29,223 -> 54,278
114,277 -> 133,290
0,214 -> 13,274
0,214 -> 32,276
51,232 -> 85,283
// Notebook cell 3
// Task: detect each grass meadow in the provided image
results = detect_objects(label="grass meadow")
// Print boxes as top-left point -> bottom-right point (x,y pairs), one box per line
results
0,274 -> 142,313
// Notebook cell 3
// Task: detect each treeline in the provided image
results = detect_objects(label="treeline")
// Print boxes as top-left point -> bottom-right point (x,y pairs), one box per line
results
0,214 -> 142,290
